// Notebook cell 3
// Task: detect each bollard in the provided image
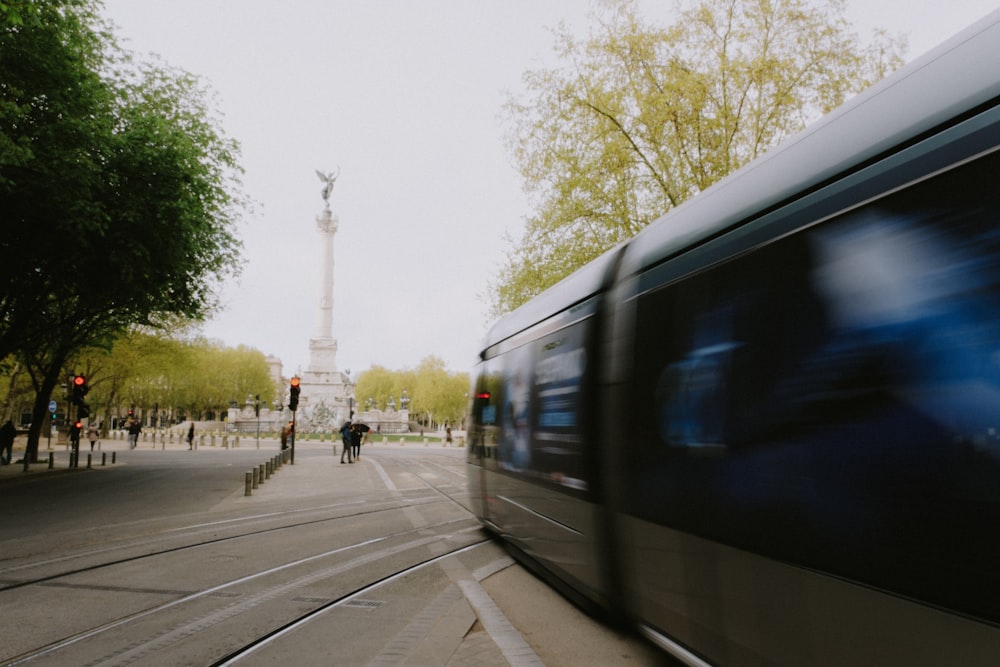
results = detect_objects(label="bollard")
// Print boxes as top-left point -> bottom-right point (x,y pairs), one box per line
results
112,451 -> 117,464
259,463 -> 265,483
252,467 -> 259,489
400,437 -> 405,446
264,460 -> 271,480
235,436 -> 240,448
101,452 -> 107,466
245,471 -> 253,496
87,454 -> 92,469
48,453 -> 54,469
424,438 -> 428,447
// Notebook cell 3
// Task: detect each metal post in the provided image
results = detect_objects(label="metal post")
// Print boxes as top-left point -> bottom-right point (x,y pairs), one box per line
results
245,471 -> 253,496
290,409 -> 296,465
259,463 -> 265,483
252,467 -> 259,489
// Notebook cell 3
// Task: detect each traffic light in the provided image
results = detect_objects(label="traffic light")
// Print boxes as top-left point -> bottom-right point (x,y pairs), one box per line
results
72,374 -> 88,405
72,374 -> 90,420
289,377 -> 301,411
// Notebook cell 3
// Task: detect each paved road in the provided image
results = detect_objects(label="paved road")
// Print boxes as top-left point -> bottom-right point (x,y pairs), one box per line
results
0,437 -> 668,666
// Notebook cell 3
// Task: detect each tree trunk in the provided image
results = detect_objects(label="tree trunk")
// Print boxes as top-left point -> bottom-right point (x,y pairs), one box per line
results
25,363 -> 64,463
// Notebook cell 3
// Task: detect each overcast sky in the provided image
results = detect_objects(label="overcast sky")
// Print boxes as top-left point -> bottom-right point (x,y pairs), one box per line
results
99,0 -> 998,378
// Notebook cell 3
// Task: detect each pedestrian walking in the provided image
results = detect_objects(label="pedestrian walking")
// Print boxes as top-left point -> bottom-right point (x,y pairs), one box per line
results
186,422 -> 195,450
127,419 -> 141,449
0,419 -> 15,465
340,420 -> 352,464
281,421 -> 292,450
87,423 -> 99,451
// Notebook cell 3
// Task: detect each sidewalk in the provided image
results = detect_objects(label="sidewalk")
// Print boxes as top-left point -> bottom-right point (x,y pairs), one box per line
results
0,430 -> 465,484
0,430 -> 272,483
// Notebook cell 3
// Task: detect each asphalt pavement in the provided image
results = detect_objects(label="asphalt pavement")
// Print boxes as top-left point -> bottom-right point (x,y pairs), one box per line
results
1,429 -> 667,666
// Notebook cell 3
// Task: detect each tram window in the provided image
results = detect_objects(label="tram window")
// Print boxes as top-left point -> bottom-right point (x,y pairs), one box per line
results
627,151 -> 1000,624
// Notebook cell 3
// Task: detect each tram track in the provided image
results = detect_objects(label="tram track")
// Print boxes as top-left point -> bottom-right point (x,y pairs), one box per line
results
1,439 -> 691,666
0,491 -> 453,592
209,540 -> 493,666
4,520 -> 489,666
0,447 -> 535,666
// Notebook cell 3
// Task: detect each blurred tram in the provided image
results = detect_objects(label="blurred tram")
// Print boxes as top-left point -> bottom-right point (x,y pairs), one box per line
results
467,11 -> 1000,666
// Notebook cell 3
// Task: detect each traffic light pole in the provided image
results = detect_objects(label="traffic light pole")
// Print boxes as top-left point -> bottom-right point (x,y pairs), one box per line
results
290,408 -> 296,465
288,376 -> 301,465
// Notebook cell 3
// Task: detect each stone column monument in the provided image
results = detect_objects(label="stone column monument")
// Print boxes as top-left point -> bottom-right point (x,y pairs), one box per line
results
297,168 -> 352,424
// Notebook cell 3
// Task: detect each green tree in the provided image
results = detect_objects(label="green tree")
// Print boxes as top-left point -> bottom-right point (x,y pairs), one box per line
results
490,0 -> 905,316
1,1 -> 246,460
355,357 -> 469,430
355,365 -> 409,414
75,330 -> 182,431
75,333 -> 275,429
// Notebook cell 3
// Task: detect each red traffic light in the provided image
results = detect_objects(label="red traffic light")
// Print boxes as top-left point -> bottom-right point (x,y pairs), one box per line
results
72,374 -> 89,405
290,376 -> 301,387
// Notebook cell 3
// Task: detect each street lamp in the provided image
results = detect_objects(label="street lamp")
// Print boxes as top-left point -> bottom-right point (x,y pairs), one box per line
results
344,369 -> 355,419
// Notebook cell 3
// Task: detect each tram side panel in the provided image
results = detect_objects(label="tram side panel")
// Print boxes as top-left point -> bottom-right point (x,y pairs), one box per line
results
469,299 -> 612,609
608,124 -> 1000,664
